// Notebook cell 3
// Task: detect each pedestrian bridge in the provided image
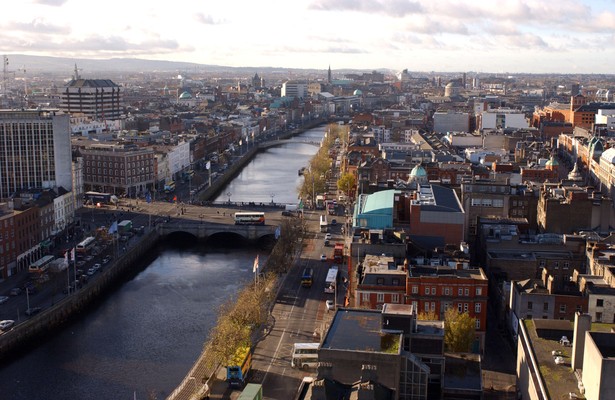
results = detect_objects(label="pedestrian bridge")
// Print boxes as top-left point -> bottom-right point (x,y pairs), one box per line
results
157,220 -> 278,242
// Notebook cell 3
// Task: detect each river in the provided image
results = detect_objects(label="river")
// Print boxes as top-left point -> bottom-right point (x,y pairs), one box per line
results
0,126 -> 326,400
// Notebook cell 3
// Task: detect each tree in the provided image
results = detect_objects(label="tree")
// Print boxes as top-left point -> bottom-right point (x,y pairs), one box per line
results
444,308 -> 476,353
417,310 -> 439,320
337,172 -> 356,197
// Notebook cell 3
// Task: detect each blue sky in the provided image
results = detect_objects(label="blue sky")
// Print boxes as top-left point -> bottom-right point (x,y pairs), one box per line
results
2,0 -> 615,73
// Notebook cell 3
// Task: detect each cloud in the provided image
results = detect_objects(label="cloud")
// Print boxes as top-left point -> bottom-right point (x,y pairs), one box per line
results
5,19 -> 70,34
32,0 -> 68,5
404,16 -> 468,35
194,13 -> 222,25
308,0 -> 423,17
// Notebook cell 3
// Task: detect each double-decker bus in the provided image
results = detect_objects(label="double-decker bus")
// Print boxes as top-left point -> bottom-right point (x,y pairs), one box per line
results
29,255 -> 55,275
234,212 -> 265,225
324,266 -> 338,293
301,267 -> 314,288
84,191 -> 112,205
76,236 -> 96,253
291,342 -> 319,369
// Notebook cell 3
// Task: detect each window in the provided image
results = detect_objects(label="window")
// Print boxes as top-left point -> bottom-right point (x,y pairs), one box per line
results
412,286 -> 418,294
464,288 -> 469,296
391,294 -> 399,303
431,302 -> 436,312
475,319 -> 480,329
563,262 -> 569,269
377,293 -> 384,303
576,305 -> 583,313
596,312 -> 603,322
362,293 -> 369,302
431,287 -> 436,295
376,277 -> 384,285
476,287 -> 482,296
425,303 -> 430,312
392,278 -> 400,286
539,260 -> 546,267
463,303 -> 468,313
425,287 -> 431,295
597,299 -> 604,307
527,301 -> 533,310
458,288 -> 463,296
493,199 -> 504,207
560,305 -> 567,313
458,303 -> 463,313
543,302 -> 549,311
475,303 -> 481,314
444,287 -> 451,296
412,301 -> 418,310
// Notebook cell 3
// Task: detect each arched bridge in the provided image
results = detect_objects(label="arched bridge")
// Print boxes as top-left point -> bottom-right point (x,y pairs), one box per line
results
157,221 -> 278,241
259,138 -> 322,149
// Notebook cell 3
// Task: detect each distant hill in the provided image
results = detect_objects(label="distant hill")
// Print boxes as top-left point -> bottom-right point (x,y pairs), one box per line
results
3,54 -> 385,77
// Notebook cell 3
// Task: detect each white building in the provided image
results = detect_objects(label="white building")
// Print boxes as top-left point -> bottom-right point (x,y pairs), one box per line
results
595,109 -> 615,131
0,110 -> 73,200
167,141 -> 191,178
281,80 -> 308,99
480,108 -> 528,130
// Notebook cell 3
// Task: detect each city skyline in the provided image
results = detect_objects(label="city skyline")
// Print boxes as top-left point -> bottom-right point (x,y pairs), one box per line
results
2,0 -> 615,74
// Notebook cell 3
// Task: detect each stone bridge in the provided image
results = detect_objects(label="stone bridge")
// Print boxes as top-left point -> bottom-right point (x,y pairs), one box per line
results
157,220 -> 278,241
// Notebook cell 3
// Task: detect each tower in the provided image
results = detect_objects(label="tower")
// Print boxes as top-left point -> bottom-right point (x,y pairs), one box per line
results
328,65 -> 332,84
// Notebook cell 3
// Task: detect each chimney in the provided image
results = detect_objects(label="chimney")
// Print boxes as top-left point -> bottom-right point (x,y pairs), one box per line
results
572,312 -> 592,371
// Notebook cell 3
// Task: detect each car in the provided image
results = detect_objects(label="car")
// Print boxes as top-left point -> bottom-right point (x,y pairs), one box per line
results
9,288 -> 22,296
320,254 -> 327,262
102,256 -> 111,265
87,268 -> 96,276
92,263 -> 101,272
325,300 -> 335,311
281,211 -> 294,217
25,307 -> 42,316
0,319 -> 15,330
325,233 -> 332,240
76,260 -> 86,268
0,296 -> 9,305
331,219 -> 337,225
324,239 -> 330,246
85,255 -> 94,262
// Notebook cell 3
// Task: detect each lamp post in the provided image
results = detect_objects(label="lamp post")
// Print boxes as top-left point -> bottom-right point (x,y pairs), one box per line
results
226,191 -> 232,205
270,193 -> 275,205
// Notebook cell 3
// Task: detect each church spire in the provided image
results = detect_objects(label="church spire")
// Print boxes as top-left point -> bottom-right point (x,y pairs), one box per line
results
328,65 -> 332,84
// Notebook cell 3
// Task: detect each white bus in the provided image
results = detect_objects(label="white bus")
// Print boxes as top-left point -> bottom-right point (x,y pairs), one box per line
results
234,212 -> 266,225
76,236 -> 96,253
324,266 -> 338,293
29,255 -> 55,275
319,214 -> 328,232
291,342 -> 319,369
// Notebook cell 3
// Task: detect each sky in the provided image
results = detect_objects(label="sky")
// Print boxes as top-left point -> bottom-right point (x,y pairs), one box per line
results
2,0 -> 615,74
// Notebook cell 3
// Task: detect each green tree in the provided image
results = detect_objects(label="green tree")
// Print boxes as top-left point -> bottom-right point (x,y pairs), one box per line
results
337,172 -> 356,197
444,308 -> 476,352
417,310 -> 439,320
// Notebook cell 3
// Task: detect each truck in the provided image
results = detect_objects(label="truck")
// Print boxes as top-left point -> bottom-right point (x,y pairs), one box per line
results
238,383 -> 263,400
227,345 -> 253,389
333,243 -> 344,263
118,220 -> 133,235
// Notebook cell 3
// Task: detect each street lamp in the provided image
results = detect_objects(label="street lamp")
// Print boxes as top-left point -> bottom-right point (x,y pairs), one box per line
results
270,193 -> 275,204
226,191 -> 232,204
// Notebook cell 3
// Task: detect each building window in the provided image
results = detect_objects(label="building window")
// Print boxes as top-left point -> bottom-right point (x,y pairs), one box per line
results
576,305 -> 583,313
376,277 -> 384,285
412,286 -> 418,294
539,260 -> 546,267
431,302 -> 436,312
597,299 -> 604,307
432,287 -> 436,295
362,293 -> 369,303
391,294 -> 399,303
392,278 -> 400,286
458,288 -> 463,296
560,305 -> 567,313
543,302 -> 549,311
475,303 -> 481,314
412,301 -> 418,310
527,301 -> 533,310
458,303 -> 463,313
475,319 -> 480,329
425,303 -> 430,312
377,293 -> 384,303
596,312 -> 603,322
464,288 -> 469,296
463,303 -> 468,313
425,287 -> 431,295
476,287 -> 482,296
444,287 -> 451,296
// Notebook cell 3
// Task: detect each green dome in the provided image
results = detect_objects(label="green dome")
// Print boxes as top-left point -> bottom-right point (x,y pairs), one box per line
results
410,164 -> 427,177
179,91 -> 192,99
545,156 -> 559,167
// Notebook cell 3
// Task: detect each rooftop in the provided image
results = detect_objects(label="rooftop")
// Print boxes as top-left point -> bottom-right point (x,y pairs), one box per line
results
321,309 -> 401,354
443,353 -> 483,392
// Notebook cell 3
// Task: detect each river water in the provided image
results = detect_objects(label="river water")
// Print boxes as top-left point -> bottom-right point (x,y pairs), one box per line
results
0,126 -> 325,400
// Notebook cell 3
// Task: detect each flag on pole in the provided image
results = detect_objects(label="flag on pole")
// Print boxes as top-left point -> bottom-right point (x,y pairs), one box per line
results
253,255 -> 259,273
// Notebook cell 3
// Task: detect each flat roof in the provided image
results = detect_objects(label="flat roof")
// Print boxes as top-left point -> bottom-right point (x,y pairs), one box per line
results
443,353 -> 482,392
523,319 -> 615,400
321,309 -> 401,354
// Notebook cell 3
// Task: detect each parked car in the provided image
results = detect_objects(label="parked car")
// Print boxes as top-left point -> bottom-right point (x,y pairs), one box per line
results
0,320 -> 15,330
92,263 -> 101,272
325,233 -> 332,240
326,300 -> 335,311
0,296 -> 9,304
320,254 -> 327,262
9,288 -> 21,296
331,219 -> 337,225
25,307 -> 42,316
87,268 -> 96,276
